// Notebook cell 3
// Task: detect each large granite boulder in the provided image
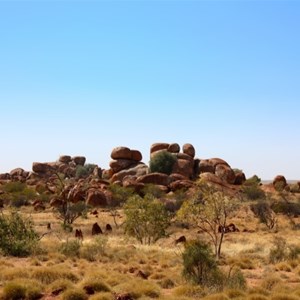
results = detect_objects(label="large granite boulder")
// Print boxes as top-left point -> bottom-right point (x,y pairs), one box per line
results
150,143 -> 169,154
137,172 -> 170,186
72,156 -> 86,166
182,143 -> 195,158
111,147 -> 132,160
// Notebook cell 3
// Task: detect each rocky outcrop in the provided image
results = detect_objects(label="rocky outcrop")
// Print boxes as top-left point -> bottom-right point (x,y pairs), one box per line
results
196,158 -> 243,185
108,146 -> 146,183
137,172 -> 170,186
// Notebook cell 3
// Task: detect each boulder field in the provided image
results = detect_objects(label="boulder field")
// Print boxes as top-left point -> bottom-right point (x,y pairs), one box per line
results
1,142 -> 292,207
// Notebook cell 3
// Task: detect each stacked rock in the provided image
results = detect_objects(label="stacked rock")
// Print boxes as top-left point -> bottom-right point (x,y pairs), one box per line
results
197,158 -> 244,185
150,142 -> 196,180
109,147 -> 148,183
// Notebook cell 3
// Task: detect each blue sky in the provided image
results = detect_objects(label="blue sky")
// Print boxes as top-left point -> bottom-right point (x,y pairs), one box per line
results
0,1 -> 299,179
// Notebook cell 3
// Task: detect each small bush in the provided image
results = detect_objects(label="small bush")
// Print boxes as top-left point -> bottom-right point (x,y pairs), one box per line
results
62,288 -> 88,300
173,284 -> 204,298
250,201 -> 277,229
80,278 -> 110,293
114,279 -> 160,298
271,201 -> 300,216
226,268 -> 246,290
3,182 -> 36,207
182,240 -> 221,287
0,212 -> 39,257
31,267 -> 79,284
89,293 -> 114,300
158,278 -> 175,289
2,281 -> 26,300
290,184 -> 300,193
48,279 -> 74,294
149,150 -> 177,175
2,279 -> 43,300
75,164 -> 96,179
269,237 -> 287,264
60,239 -> 81,258
260,275 -> 282,291
80,236 -> 107,261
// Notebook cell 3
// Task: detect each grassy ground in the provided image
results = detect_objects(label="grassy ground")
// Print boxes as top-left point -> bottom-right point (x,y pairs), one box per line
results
2,204 -> 300,299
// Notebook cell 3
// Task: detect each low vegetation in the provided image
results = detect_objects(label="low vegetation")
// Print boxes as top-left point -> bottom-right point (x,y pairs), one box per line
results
2,178 -> 300,299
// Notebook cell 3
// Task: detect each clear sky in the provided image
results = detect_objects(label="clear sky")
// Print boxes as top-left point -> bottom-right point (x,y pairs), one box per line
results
0,1 -> 299,180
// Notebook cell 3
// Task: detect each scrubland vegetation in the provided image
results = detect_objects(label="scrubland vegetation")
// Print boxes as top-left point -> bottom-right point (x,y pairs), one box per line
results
1,178 -> 300,300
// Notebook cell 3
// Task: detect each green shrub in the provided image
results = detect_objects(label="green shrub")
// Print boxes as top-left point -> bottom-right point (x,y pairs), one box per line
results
290,184 -> 300,193
0,212 -> 39,257
124,194 -> 171,244
75,164 -> 97,179
182,240 -> 223,288
59,239 -> 81,258
3,182 -> 37,207
271,201 -> 300,216
149,150 -> 177,175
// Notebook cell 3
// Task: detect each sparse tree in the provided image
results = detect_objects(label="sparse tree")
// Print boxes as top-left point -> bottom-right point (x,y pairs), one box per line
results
50,172 -> 88,231
124,194 -> 171,244
177,180 -> 238,259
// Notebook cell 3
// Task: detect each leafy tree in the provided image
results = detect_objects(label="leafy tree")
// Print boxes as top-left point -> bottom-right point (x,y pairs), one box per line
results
177,180 -> 238,259
0,212 -> 39,256
124,194 -> 171,244
149,150 -> 177,175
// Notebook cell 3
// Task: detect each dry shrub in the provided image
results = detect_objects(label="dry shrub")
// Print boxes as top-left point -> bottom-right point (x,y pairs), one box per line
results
173,284 -> 205,298
224,288 -> 246,298
79,278 -> 110,293
89,293 -> 114,300
275,262 -> 292,272
2,279 -> 43,300
233,257 -> 255,270
31,266 -> 79,284
202,293 -> 229,300
114,279 -> 160,298
48,278 -> 75,294
0,267 -> 31,281
61,288 -> 88,300
260,275 -> 282,291
247,295 -> 269,300
248,287 -> 270,296
270,294 -> 300,300
158,278 -> 175,289
80,236 -> 108,262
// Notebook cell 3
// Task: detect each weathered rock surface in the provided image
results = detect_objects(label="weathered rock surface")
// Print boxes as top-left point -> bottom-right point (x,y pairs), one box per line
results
111,147 -> 132,160
150,143 -> 169,154
137,172 -> 170,186
168,143 -> 180,153
182,143 -> 195,158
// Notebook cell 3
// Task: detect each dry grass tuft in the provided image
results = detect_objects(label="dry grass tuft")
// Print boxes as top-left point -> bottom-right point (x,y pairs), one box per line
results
31,266 -> 79,284
173,284 -> 205,298
2,279 -> 43,300
113,279 -> 160,298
